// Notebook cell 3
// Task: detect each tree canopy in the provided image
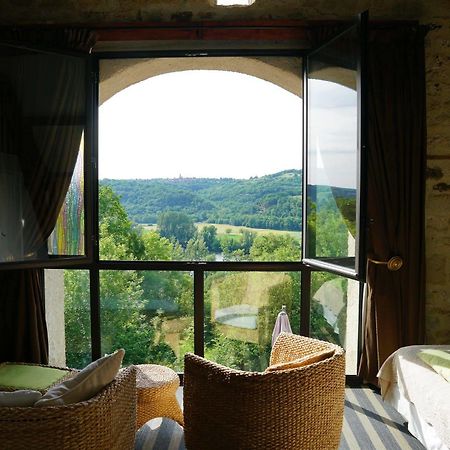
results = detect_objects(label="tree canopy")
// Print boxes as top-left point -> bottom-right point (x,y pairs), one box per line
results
101,170 -> 304,231
65,181 -> 350,372
157,211 -> 196,248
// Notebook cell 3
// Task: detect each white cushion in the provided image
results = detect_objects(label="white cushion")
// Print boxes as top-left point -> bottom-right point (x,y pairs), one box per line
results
265,348 -> 335,372
0,390 -> 42,407
34,349 -> 125,407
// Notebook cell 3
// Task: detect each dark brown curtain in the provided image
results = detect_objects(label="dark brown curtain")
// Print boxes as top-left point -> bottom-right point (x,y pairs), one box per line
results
358,25 -> 427,384
0,270 -> 47,362
0,29 -> 95,363
0,28 -> 96,52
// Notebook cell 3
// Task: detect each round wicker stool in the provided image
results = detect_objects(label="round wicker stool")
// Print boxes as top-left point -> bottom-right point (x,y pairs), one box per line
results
135,364 -> 184,430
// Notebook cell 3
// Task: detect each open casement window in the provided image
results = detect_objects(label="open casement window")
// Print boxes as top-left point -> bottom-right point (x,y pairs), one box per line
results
0,42 -> 93,268
302,12 -> 368,279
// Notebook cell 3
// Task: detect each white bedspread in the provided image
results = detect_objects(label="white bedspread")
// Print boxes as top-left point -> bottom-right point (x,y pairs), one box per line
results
378,345 -> 450,449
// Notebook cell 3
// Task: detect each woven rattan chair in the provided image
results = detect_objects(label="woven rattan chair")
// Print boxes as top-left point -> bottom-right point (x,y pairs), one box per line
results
0,365 -> 137,450
184,333 -> 345,450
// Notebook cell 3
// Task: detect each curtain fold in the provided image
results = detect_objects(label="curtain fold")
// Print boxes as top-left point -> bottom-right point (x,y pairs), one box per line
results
0,270 -> 48,362
0,28 -> 96,53
0,29 -> 95,364
358,26 -> 427,384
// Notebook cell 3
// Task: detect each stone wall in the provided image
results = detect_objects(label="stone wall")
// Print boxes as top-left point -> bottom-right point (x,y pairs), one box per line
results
1,0 -> 449,343
424,18 -> 450,344
0,1 -> 446,25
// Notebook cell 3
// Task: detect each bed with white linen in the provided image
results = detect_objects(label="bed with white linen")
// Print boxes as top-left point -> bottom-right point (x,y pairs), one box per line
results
377,345 -> 450,450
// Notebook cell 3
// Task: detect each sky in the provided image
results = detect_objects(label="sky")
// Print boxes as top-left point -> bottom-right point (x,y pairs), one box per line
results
309,79 -> 357,189
99,69 -> 356,187
99,70 -> 302,180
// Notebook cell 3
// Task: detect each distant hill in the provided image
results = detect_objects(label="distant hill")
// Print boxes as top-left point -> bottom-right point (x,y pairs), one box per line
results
101,170 -> 356,232
101,170 -> 303,231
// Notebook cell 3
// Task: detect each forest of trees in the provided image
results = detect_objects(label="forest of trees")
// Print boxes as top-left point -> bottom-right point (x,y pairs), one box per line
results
102,170 -> 303,231
64,178 -> 354,372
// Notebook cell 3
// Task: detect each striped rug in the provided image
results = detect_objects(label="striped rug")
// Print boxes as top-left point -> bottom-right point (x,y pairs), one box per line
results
135,387 -> 425,450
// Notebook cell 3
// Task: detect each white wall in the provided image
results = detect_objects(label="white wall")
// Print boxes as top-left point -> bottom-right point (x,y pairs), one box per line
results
44,269 -> 66,367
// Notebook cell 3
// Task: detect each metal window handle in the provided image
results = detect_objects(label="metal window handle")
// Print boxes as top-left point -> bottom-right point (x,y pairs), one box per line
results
368,256 -> 403,271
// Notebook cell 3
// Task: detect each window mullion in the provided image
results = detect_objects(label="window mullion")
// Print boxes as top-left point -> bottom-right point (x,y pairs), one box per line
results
300,268 -> 311,336
89,268 -> 101,361
89,57 -> 101,363
193,268 -> 205,357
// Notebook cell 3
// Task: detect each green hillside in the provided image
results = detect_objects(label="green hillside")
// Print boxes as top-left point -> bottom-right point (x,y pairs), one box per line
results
100,170 -> 356,233
101,170 -> 302,231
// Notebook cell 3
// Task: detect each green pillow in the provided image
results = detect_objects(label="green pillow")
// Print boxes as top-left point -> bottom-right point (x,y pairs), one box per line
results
418,349 -> 450,383
0,363 -> 70,392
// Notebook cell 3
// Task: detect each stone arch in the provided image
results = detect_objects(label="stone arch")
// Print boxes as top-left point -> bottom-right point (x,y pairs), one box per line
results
99,56 -> 302,105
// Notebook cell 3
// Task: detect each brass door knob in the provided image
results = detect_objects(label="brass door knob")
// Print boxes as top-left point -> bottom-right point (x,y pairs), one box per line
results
368,256 -> 403,271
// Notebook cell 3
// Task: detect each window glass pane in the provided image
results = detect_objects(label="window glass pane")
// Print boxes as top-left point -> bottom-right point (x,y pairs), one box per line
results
310,271 -> 359,375
45,269 -> 91,369
205,271 -> 300,371
48,142 -> 85,255
305,26 -> 358,270
99,58 -> 302,262
100,270 -> 193,371
0,44 -> 86,263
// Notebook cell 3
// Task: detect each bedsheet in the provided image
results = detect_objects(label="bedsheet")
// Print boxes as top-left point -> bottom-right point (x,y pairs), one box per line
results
378,345 -> 450,449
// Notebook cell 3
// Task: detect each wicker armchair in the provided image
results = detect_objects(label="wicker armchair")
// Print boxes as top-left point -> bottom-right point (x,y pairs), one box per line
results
0,365 -> 137,450
184,333 -> 345,450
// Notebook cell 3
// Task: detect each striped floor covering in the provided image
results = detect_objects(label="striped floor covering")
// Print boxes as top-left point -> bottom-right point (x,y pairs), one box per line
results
135,387 -> 425,450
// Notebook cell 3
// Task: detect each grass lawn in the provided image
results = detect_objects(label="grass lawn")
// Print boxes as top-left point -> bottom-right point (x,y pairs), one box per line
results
142,222 -> 301,240
196,223 -> 301,240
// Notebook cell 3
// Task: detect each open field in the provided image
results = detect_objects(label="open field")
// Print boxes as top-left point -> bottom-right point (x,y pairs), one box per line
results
142,222 -> 301,240
197,223 -> 301,240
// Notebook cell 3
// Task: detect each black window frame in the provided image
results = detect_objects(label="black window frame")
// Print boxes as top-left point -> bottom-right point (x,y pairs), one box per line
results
302,12 -> 368,280
0,41 -> 95,270
92,49 -> 312,361
87,49 -> 363,381
0,37 -> 366,382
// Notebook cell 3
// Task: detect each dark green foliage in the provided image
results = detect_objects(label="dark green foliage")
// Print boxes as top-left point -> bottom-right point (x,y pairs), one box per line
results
64,270 -> 91,368
335,197 -> 357,237
157,211 -> 196,247
64,180 -> 354,372
199,225 -> 221,253
101,170 -> 303,231
65,186 -> 193,369
250,233 -> 301,262
241,229 -> 256,254
99,185 -> 145,260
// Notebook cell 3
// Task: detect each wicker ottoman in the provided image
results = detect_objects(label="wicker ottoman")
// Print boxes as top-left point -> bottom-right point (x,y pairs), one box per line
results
135,364 -> 184,430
